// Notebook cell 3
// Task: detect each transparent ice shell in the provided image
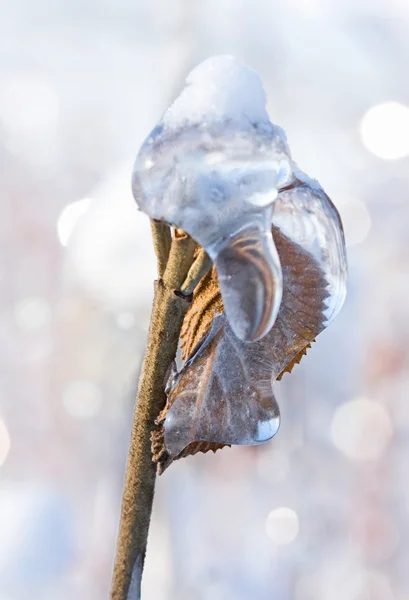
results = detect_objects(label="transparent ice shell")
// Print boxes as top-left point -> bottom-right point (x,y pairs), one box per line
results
163,170 -> 348,455
132,118 -> 292,341
272,167 -> 348,325
164,315 -> 281,457
214,212 -> 283,342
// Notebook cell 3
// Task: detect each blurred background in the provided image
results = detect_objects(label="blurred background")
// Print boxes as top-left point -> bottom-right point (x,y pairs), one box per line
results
1,1 -> 409,599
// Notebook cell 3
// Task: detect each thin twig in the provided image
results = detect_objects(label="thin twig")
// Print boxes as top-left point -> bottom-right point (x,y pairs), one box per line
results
181,247 -> 212,294
111,228 -> 196,600
163,229 -> 196,289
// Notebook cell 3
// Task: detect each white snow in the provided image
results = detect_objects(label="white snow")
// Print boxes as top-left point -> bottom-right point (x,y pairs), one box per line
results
163,55 -> 270,127
292,161 -> 322,193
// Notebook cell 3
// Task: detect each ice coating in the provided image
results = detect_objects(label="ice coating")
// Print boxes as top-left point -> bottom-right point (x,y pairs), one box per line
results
164,315 -> 281,458
272,165 -> 348,325
214,213 -> 282,342
132,56 -> 293,341
160,186 -> 347,460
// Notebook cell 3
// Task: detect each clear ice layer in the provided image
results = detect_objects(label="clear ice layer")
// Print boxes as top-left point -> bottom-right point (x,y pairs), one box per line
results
162,171 -> 348,456
132,55 -> 347,346
132,56 -> 293,341
272,167 -> 348,325
214,214 -> 282,341
164,315 -> 281,458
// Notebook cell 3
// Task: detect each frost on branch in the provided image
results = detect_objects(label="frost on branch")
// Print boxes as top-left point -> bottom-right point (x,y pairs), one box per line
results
132,55 -> 292,342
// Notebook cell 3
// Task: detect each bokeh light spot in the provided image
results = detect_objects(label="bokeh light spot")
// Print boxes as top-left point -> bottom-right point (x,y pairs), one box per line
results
330,397 -> 393,461
360,101 -> 409,160
57,198 -> 93,247
266,507 -> 299,545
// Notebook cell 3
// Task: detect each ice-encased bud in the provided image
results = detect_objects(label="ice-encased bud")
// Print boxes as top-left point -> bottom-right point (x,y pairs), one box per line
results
132,56 -> 293,341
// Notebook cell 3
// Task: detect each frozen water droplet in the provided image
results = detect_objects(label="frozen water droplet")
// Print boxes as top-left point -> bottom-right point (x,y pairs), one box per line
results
132,119 -> 292,240
132,57 -> 292,340
213,220 -> 282,341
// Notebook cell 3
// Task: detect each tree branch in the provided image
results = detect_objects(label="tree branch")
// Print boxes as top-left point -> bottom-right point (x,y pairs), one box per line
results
111,228 -> 195,600
181,247 -> 212,294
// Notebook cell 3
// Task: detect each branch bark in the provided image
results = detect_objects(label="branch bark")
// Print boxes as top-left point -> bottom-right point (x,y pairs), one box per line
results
111,228 -> 196,600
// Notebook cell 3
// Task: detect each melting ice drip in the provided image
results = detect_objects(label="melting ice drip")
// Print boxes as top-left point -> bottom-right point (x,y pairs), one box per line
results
132,55 -> 293,341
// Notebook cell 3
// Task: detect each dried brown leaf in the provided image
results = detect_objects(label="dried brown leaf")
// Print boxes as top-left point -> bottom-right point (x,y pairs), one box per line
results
153,225 -> 329,472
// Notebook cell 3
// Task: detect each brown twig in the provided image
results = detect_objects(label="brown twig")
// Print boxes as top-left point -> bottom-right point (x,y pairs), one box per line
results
181,247 -> 212,294
111,226 -> 196,600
